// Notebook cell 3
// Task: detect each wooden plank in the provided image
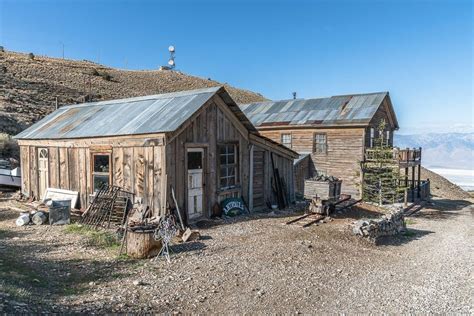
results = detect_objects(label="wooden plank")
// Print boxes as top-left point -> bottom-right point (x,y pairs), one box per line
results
48,147 -> 59,189
29,146 -> 38,199
78,148 -> 87,208
68,148 -> 80,194
59,147 -> 69,190
153,146 -> 162,215
113,147 -> 124,188
145,146 -> 154,211
208,103 -> 217,211
17,133 -> 166,148
122,147 -> 133,192
134,147 -> 145,201
20,146 -> 30,196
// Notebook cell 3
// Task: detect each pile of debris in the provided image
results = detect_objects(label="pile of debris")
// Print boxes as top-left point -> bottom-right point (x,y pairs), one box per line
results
352,208 -> 406,242
308,175 -> 340,182
81,184 -> 133,229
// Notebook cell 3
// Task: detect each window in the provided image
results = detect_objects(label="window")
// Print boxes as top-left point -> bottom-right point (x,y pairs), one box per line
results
369,128 -> 375,147
92,154 -> 110,191
313,133 -> 327,154
219,144 -> 238,189
281,133 -> 292,148
39,148 -> 48,159
386,130 -> 390,146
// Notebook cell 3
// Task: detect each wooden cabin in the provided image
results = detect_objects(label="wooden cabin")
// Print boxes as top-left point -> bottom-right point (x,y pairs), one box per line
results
14,87 -> 298,221
240,92 -> 422,198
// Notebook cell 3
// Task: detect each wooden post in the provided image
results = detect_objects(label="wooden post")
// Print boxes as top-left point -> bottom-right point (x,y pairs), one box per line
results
404,188 -> 408,207
411,165 -> 415,202
417,164 -> 421,199
126,230 -> 162,259
405,167 -> 408,189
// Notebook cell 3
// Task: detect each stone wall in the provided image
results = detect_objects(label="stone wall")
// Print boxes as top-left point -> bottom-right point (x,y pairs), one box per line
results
352,208 -> 406,241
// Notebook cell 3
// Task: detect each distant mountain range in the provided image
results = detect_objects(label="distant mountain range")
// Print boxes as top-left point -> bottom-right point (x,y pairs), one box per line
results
395,132 -> 474,170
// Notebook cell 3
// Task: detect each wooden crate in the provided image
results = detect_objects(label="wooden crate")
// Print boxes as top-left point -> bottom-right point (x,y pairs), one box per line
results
304,179 -> 341,200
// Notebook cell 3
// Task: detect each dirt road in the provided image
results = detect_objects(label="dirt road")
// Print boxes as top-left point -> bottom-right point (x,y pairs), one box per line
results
0,198 -> 472,314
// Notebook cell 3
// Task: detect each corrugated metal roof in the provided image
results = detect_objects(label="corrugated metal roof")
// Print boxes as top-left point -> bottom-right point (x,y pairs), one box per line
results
239,92 -> 389,128
15,87 -> 230,139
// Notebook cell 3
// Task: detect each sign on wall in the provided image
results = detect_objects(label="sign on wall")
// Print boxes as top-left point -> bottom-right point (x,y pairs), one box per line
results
220,197 -> 245,217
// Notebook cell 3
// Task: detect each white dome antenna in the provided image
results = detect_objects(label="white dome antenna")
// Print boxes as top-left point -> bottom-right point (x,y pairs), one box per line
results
168,45 -> 176,69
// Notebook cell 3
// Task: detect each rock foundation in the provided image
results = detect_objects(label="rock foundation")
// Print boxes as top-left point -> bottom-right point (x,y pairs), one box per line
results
352,208 -> 406,241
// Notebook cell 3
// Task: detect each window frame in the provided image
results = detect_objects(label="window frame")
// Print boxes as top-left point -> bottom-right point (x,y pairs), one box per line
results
280,133 -> 292,149
218,143 -> 239,190
313,133 -> 327,155
369,127 -> 375,148
90,152 -> 112,192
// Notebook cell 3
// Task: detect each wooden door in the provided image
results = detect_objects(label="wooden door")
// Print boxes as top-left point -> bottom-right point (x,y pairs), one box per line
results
38,148 -> 49,200
253,150 -> 265,208
187,148 -> 204,220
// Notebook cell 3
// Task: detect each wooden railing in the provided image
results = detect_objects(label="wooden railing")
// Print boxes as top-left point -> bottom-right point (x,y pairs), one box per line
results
400,179 -> 430,201
364,147 -> 422,166
397,147 -> 422,164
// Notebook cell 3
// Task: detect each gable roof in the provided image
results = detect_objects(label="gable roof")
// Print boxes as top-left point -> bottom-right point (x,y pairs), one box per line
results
14,87 -> 257,140
239,92 -> 399,129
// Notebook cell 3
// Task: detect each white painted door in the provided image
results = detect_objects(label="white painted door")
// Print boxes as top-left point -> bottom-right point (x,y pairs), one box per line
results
187,148 -> 204,220
38,148 -> 49,200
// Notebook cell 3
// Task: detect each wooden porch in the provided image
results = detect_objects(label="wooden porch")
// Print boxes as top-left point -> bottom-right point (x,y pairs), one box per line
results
364,147 -> 422,168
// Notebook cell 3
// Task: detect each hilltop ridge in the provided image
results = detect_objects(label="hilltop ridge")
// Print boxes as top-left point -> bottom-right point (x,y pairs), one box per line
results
0,50 -> 266,135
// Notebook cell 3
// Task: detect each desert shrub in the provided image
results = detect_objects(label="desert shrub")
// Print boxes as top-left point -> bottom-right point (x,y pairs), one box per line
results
0,46 -> 4,52
28,52 -> 35,60
100,71 -> 112,81
0,133 -> 20,160
90,68 -> 100,76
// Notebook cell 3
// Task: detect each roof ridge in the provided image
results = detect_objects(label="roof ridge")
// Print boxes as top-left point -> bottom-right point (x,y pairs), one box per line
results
240,91 -> 388,105
61,86 -> 223,109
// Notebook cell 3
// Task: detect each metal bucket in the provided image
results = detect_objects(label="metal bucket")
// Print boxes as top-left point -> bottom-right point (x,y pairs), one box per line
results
49,199 -> 71,225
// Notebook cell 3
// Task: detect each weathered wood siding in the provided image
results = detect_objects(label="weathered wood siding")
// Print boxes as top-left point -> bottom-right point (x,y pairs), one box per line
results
365,96 -> 396,147
18,134 -> 166,214
293,154 -> 313,196
259,128 -> 364,197
165,96 -> 251,220
165,95 -> 296,219
18,98 -> 296,219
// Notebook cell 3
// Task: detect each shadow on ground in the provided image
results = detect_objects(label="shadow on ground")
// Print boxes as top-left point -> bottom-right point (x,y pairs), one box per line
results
376,228 -> 435,246
412,199 -> 472,220
0,236 -> 137,313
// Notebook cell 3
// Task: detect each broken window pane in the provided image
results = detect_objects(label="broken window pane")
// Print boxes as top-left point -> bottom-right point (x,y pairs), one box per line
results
94,155 -> 110,172
93,174 -> 109,191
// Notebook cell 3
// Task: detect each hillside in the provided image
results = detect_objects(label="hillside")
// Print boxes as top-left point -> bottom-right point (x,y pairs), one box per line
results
418,166 -> 471,200
0,50 -> 266,135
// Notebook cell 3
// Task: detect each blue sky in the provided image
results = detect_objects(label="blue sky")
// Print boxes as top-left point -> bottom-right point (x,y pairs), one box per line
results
1,0 -> 472,134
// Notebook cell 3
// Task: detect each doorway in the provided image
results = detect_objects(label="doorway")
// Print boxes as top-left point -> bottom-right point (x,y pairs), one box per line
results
38,148 -> 49,199
187,148 -> 204,220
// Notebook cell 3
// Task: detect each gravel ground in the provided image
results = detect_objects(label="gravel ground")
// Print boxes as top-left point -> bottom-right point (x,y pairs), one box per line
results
0,197 -> 472,314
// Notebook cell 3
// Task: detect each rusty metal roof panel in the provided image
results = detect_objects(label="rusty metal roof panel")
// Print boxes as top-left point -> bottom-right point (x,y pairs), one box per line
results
240,92 -> 388,127
15,87 -> 221,139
